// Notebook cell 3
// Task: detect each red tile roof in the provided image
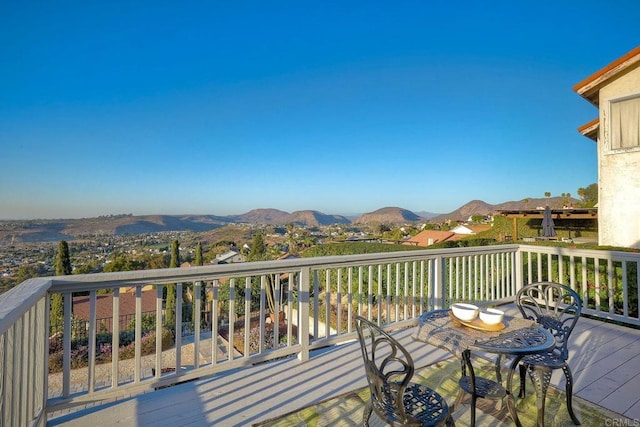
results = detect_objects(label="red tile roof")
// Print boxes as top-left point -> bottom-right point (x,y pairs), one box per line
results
73,290 -> 158,332
404,230 -> 456,247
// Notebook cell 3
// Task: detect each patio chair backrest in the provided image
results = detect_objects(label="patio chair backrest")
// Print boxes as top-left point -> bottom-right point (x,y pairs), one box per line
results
354,315 -> 418,425
516,282 -> 582,360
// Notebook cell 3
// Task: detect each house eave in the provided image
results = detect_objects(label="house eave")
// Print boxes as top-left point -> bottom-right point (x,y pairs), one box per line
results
578,118 -> 599,142
573,46 -> 640,107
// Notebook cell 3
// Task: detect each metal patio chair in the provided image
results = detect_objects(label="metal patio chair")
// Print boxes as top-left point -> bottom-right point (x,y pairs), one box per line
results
516,281 -> 582,425
354,315 -> 454,427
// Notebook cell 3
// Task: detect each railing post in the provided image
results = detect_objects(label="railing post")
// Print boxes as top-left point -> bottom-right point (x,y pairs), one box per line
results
297,267 -> 310,362
515,247 -> 523,297
62,291 -> 72,398
40,296 -> 49,427
432,255 -> 446,309
155,285 -> 162,378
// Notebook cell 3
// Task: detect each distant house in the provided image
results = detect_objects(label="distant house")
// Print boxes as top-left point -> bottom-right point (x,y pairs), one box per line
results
405,230 -> 457,247
450,224 -> 492,235
72,289 -> 157,333
574,46 -> 640,248
450,225 -> 474,235
214,250 -> 244,264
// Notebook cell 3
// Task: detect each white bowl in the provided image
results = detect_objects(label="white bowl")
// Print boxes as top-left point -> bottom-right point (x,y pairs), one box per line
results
479,308 -> 505,325
451,303 -> 479,322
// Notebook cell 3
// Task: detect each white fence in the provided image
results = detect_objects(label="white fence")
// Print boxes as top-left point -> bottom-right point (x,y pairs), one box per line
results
1,244 -> 639,425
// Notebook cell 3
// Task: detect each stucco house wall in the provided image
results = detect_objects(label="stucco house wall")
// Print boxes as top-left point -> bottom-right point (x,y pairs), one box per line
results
575,47 -> 640,249
574,47 -> 640,248
598,66 -> 640,248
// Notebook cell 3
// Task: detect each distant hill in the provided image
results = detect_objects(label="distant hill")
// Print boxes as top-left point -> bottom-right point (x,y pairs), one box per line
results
0,214 -> 233,244
493,196 -> 573,211
229,209 -> 290,225
414,211 -> 439,219
285,210 -> 350,226
229,209 -> 350,226
429,200 -> 495,223
353,207 -> 423,225
430,196 -> 579,222
0,196 -> 583,243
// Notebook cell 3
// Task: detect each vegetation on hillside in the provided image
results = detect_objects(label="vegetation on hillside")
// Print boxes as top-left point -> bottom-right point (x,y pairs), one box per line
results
303,242 -> 423,257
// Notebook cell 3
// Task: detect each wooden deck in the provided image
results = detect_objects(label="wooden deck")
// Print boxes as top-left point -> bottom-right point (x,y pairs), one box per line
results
47,305 -> 640,426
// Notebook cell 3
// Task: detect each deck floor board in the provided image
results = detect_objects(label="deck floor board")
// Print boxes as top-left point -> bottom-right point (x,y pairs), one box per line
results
47,306 -> 640,426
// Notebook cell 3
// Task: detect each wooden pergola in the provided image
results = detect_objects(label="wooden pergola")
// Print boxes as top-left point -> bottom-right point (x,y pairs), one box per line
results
495,208 -> 598,240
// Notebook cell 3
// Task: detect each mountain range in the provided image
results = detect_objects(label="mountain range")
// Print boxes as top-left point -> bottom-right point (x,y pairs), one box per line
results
0,196 -> 575,244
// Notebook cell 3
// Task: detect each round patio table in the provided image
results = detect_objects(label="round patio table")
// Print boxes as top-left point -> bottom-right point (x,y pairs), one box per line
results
413,309 -> 555,427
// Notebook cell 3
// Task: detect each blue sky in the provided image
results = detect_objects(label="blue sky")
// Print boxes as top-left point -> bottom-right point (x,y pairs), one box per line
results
1,1 -> 638,219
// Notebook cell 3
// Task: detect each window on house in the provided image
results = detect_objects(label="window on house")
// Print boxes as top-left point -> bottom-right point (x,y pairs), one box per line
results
610,96 -> 640,150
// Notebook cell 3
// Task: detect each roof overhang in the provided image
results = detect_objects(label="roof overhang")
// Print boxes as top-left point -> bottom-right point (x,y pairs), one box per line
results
573,46 -> 640,107
577,118 -> 599,142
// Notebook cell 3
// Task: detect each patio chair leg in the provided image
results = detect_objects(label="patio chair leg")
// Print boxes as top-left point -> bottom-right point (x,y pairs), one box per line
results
363,400 -> 373,427
470,395 -> 477,427
518,363 -> 527,398
563,365 -> 581,425
446,413 -> 456,427
452,387 -> 465,413
495,354 -> 503,384
528,365 -> 553,427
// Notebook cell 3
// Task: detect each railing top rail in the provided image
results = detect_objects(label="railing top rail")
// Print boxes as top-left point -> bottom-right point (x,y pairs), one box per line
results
0,277 -> 51,335
518,244 -> 640,260
48,245 -> 520,292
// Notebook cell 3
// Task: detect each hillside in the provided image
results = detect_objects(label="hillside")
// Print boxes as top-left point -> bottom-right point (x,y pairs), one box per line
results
285,210 -> 350,226
430,196 -> 579,223
353,207 -> 423,225
0,196 -> 584,244
429,200 -> 494,223
229,209 -> 290,225
0,214 -> 232,244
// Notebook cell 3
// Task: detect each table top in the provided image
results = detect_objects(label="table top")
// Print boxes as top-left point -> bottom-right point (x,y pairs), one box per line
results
413,309 -> 555,357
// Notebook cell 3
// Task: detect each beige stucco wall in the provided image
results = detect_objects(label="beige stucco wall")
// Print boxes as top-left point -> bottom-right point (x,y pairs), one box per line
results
598,66 -> 640,248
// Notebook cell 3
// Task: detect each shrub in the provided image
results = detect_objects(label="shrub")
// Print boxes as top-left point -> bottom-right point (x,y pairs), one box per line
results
48,327 -> 175,373
118,328 -> 174,360
127,313 -> 157,334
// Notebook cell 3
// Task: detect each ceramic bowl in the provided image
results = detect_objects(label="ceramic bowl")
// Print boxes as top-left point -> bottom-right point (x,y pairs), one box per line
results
451,303 -> 479,322
479,308 -> 505,325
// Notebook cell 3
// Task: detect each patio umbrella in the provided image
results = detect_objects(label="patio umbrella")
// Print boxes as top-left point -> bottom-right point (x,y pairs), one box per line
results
541,206 -> 556,237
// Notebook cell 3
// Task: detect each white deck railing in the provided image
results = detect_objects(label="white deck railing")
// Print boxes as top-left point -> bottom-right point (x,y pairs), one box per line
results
1,244 -> 639,426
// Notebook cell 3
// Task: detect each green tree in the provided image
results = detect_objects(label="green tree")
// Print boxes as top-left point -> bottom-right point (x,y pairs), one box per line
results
170,240 -> 180,267
73,260 -> 101,275
141,253 -> 169,270
285,223 -> 298,254
165,240 -> 180,328
471,215 -> 485,223
51,240 -> 72,332
194,241 -> 207,325
103,254 -> 141,272
16,263 -> 49,284
195,242 -> 203,266
577,183 -> 598,208
248,233 -> 267,261
55,240 -> 72,276
375,223 -> 391,236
